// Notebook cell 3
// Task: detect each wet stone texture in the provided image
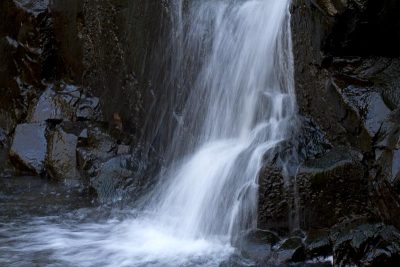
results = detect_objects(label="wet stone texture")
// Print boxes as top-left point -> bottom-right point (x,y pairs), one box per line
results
9,123 -> 47,175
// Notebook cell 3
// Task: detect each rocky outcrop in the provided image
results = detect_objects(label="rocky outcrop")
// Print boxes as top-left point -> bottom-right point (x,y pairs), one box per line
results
0,0 -> 165,201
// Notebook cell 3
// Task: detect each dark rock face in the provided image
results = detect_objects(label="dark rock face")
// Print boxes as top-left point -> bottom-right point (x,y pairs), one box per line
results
49,0 -> 167,134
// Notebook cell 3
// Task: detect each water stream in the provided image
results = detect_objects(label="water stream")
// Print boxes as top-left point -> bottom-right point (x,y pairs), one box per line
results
1,0 -> 295,266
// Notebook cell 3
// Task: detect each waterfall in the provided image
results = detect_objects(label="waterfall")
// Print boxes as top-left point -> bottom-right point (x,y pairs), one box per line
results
149,0 -> 296,240
3,1 -> 296,266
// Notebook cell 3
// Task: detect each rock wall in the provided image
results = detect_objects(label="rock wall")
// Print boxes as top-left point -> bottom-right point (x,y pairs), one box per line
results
258,0 -> 400,264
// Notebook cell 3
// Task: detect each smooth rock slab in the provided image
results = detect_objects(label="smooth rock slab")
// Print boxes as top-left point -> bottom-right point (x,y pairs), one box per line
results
9,123 -> 47,174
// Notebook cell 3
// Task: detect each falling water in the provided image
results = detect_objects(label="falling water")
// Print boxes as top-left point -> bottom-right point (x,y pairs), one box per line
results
1,0 -> 296,266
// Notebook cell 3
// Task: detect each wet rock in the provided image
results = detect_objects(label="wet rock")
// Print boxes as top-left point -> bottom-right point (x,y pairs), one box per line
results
258,166 -> 290,231
91,155 -> 141,203
76,126 -> 118,175
296,116 -> 332,161
76,95 -> 102,121
375,108 -> 400,188
298,147 -> 368,229
238,229 -> 280,261
269,237 -> 306,264
331,223 -> 400,266
333,80 -> 391,138
258,147 -> 368,232
46,125 -> 80,181
28,85 -> 78,123
9,123 -> 47,174
305,230 -> 332,260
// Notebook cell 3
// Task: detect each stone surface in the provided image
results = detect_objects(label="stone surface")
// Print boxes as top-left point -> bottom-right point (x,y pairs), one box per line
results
9,123 -> 47,174
28,86 -> 77,122
238,229 -> 280,261
46,125 -> 80,181
91,155 -> 141,203
331,223 -> 400,267
258,147 -> 368,231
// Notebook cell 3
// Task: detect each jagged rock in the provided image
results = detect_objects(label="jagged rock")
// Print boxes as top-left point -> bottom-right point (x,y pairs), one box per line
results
28,85 -> 78,122
76,95 -> 102,121
331,223 -> 400,266
9,123 -> 47,174
46,125 -> 80,181
91,155 -> 141,203
76,126 -> 118,175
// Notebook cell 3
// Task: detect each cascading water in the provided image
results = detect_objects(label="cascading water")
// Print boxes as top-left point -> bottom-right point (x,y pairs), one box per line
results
1,0 -> 296,266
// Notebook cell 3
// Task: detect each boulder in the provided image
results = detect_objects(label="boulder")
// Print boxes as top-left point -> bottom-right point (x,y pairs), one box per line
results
28,85 -> 78,123
91,155 -> 142,203
9,123 -> 47,174
268,237 -> 306,264
258,147 -> 368,231
331,223 -> 400,266
237,229 -> 280,261
46,125 -> 80,181
298,147 -> 368,229
76,125 -> 118,175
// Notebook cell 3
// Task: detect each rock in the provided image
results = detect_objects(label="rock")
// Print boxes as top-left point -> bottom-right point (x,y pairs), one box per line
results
117,145 -> 130,155
331,223 -> 400,266
91,155 -> 141,203
237,229 -> 280,261
258,166 -> 291,231
269,237 -> 306,264
258,147 -> 368,232
28,86 -> 77,123
76,126 -> 118,175
0,128 -> 7,147
298,147 -> 368,229
9,123 -> 47,174
13,0 -> 50,16
375,109 -> 400,187
76,95 -> 102,121
46,125 -> 80,181
305,230 -> 332,260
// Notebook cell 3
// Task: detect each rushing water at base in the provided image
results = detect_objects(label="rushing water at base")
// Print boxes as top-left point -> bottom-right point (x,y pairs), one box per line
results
1,0 -> 295,266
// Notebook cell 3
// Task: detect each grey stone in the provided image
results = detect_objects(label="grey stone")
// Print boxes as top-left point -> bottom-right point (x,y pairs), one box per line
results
117,145 -> 130,155
47,126 -> 80,181
9,123 -> 47,174
28,87 -> 77,123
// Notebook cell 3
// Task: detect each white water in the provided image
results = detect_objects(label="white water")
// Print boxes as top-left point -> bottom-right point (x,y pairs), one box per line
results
1,0 -> 295,266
